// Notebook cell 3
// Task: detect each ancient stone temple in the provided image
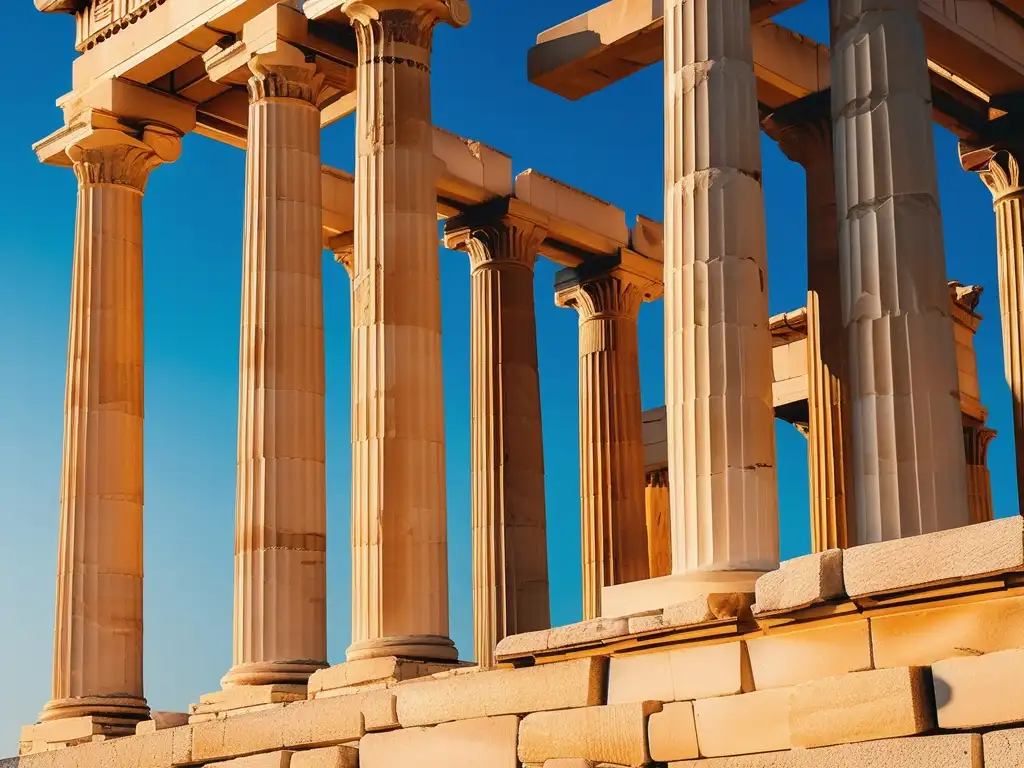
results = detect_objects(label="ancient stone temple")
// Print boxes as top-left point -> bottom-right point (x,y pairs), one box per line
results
9,0 -> 1024,765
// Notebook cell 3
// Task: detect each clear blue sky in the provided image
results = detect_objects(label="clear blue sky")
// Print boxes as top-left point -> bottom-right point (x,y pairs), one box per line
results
0,0 -> 1014,754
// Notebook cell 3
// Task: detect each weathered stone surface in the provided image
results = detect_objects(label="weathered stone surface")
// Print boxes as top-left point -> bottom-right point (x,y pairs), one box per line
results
289,745 -> 358,768
648,702 -> 698,762
693,688 -> 793,757
790,667 -> 933,748
360,715 -> 520,768
519,702 -> 661,767
308,658 -> 454,696
666,733 -> 981,767
607,642 -> 751,704
983,727 -> 1024,768
495,618 -> 629,659
746,620 -> 872,689
209,752 -> 293,768
753,550 -> 844,615
933,647 -> 1024,729
870,594 -> 1024,668
0,726 -> 193,768
650,594 -> 753,631
843,517 -> 1024,598
137,712 -> 190,734
396,658 -> 606,727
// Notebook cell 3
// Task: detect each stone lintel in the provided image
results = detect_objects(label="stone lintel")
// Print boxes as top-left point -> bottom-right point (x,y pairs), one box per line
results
553,250 -> 662,303
631,215 -> 663,263
443,196 -> 550,251
321,166 -> 356,241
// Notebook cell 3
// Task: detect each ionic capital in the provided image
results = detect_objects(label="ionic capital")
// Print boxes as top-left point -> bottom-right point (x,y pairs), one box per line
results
961,142 -> 1024,206
247,46 -> 327,105
342,0 -> 470,44
67,125 -> 182,193
760,91 -> 832,170
964,425 -> 997,465
329,233 -> 355,277
444,201 -> 547,273
555,258 -> 661,322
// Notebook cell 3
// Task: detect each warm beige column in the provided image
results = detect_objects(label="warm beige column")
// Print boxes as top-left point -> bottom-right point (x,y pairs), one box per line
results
831,0 -> 970,541
763,92 -> 855,551
961,141 -> 1024,513
645,470 -> 672,578
223,47 -> 329,687
664,0 -> 780,579
557,264 -> 653,620
445,205 -> 550,668
43,126 -> 181,726
343,0 -> 469,663
964,424 -> 997,524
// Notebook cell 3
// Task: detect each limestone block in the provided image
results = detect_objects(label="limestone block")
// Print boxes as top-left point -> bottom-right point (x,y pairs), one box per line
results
631,594 -> 753,634
870,594 -> 1024,668
666,733 -> 981,767
693,688 -> 793,757
289,746 -> 358,768
607,642 -> 751,705
515,169 -> 628,245
397,658 -> 606,727
983,727 -> 1024,768
746,620 -> 872,690
843,516 -> 1024,598
789,667 -> 934,748
210,752 -> 293,768
495,620 -> 628,659
308,658 -> 455,697
933,647 -> 1024,729
433,127 -> 513,200
2,726 -> 194,768
543,761 -> 595,768
518,702 -> 661,767
753,550 -> 844,615
648,702 -> 698,762
360,715 -> 520,768
136,712 -> 190,734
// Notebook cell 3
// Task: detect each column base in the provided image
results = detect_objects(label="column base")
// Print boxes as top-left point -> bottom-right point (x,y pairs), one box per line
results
220,660 -> 328,688
188,683 -> 308,724
346,635 -> 459,663
39,695 -> 149,723
600,570 -> 770,618
24,706 -> 148,755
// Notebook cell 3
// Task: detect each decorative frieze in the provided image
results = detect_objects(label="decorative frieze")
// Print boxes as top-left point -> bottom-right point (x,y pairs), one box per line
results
75,0 -> 166,52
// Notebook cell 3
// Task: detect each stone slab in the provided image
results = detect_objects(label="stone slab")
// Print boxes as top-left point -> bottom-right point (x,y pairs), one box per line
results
746,620 -> 872,690
209,752 -> 293,768
308,657 -> 458,697
1,725 -> 195,768
137,712 -> 190,734
629,594 -> 753,635
843,516 -> 1024,598
693,688 -> 793,757
648,701 -> 698,762
514,169 -> 628,246
870,593 -> 1024,668
789,666 -> 934,748
753,550 -> 844,615
607,642 -> 751,705
397,658 -> 606,727
666,733 -> 981,767
495,619 -> 628,660
518,702 -> 661,768
933,647 -> 1024,729
360,715 -> 520,768
983,727 -> 1024,768
289,746 -> 358,768
601,571 -> 765,617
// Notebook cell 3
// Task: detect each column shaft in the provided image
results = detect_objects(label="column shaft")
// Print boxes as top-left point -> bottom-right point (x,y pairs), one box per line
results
558,271 -> 650,620
964,425 -> 996,524
664,0 -> 779,575
225,51 -> 328,687
347,5 -> 456,662
44,132 -> 172,724
831,0 -> 970,541
645,470 -> 672,578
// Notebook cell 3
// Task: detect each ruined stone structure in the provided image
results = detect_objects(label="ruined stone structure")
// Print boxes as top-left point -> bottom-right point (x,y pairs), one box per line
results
11,0 -> 1024,765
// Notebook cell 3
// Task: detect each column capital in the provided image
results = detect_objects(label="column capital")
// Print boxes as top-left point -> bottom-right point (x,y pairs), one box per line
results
555,254 -> 662,322
960,140 -> 1024,205
444,198 -> 548,273
340,0 -> 471,34
329,233 -> 355,277
67,125 -> 182,193
760,90 -> 832,170
964,424 -> 998,464
247,46 -> 327,105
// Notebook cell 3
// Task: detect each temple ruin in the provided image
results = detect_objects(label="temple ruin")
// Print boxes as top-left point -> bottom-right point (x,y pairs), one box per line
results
9,0 -> 1024,765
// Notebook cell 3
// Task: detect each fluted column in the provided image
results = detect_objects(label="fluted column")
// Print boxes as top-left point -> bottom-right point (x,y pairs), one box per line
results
557,263 -> 655,620
223,47 -> 329,688
964,424 -> 997,524
831,0 -> 970,542
445,204 -> 550,668
961,141 -> 1024,513
664,0 -> 780,578
43,125 -> 181,725
763,92 -> 855,551
645,469 -> 672,578
343,0 -> 469,663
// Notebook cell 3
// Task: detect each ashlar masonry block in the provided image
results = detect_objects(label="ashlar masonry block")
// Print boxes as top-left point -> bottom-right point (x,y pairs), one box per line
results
288,746 -> 357,768
983,727 -> 1024,768
933,647 -> 1024,729
209,752 -> 293,768
607,642 -> 751,704
648,702 -> 699,762
360,716 -> 520,768
746,620 -> 872,690
396,658 -> 606,727
518,702 -> 661,768
789,666 -> 934,748
693,688 -> 793,757
753,550 -> 844,615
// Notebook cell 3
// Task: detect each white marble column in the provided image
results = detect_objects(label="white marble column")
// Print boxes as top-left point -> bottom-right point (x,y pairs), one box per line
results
344,0 -> 468,663
664,0 -> 779,580
43,126 -> 180,726
831,0 -> 970,541
223,47 -> 329,687
445,205 -> 550,668
557,263 -> 653,620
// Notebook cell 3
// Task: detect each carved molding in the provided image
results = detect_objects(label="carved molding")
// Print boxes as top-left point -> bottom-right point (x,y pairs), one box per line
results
67,127 -> 181,192
448,217 -> 546,273
35,0 -> 88,13
347,6 -> 440,58
77,0 -> 167,52
979,150 -> 1023,205
556,271 -> 650,321
247,58 -> 326,105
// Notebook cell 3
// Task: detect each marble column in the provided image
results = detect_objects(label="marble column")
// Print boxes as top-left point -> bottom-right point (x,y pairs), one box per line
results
664,0 -> 780,579
445,204 -> 550,668
762,92 -> 855,551
557,262 -> 654,620
961,140 -> 1024,513
645,469 -> 672,578
343,0 -> 469,663
223,47 -> 329,688
831,0 -> 970,541
43,125 -> 181,725
964,424 -> 997,524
